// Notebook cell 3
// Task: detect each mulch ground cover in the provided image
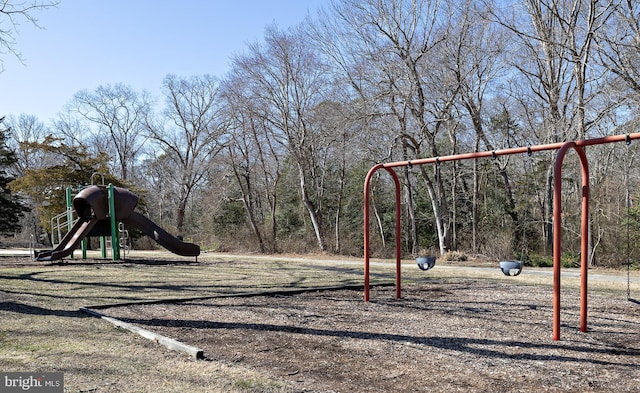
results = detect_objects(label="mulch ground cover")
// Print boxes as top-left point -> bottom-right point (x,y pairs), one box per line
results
103,278 -> 640,392
1,252 -> 638,392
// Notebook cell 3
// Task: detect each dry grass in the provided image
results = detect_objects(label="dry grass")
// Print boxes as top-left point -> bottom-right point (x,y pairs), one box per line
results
0,250 -> 638,392
0,251 -> 374,392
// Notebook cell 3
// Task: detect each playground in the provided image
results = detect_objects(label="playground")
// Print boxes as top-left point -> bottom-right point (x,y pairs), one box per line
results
0,133 -> 638,391
0,251 -> 638,392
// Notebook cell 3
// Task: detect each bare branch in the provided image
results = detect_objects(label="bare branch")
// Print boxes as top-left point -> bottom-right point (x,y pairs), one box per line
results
0,0 -> 59,70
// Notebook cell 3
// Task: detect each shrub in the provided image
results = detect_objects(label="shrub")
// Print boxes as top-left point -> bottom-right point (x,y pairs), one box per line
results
441,251 -> 468,262
524,253 -> 582,268
561,252 -> 580,268
526,254 -> 553,268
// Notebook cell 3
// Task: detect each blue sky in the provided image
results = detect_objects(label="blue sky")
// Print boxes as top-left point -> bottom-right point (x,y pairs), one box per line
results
0,0 -> 328,122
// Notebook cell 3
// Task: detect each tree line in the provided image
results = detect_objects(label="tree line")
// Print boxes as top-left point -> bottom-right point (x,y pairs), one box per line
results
2,0 -> 640,268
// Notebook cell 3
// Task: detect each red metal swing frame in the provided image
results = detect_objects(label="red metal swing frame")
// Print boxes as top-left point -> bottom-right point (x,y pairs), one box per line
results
363,132 -> 640,341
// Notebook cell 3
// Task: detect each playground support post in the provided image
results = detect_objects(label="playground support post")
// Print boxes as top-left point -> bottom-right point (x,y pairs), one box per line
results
108,184 -> 120,261
65,187 -> 76,259
100,237 -> 107,258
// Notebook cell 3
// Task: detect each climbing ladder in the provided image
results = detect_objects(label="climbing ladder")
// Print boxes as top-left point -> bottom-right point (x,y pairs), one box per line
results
50,208 -> 77,248
106,222 -> 130,258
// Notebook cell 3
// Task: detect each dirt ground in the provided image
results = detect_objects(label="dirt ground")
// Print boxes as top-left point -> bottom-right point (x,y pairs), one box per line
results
103,279 -> 640,392
1,251 -> 639,392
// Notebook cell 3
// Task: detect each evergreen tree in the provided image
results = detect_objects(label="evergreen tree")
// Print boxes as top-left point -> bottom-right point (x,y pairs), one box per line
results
0,117 -> 27,235
7,135 -> 133,233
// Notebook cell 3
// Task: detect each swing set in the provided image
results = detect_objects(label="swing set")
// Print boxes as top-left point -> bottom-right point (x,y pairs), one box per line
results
363,133 -> 640,341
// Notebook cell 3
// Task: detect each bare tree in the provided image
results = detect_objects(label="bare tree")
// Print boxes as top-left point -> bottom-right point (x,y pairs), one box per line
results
225,122 -> 267,253
231,23 -> 333,251
597,1 -> 640,102
5,114 -> 49,174
494,0 -> 614,253
0,0 -> 58,71
221,72 -> 285,253
322,0 -> 458,255
445,1 -> 516,251
51,110 -> 89,149
145,74 -> 228,234
140,149 -> 182,225
72,83 -> 152,181
311,99 -> 363,253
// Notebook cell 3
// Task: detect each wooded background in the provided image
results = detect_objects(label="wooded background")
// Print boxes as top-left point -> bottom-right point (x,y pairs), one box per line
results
3,0 -> 640,268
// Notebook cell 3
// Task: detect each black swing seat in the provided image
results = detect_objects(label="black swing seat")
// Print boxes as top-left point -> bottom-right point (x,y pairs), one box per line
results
416,256 -> 436,271
499,261 -> 523,276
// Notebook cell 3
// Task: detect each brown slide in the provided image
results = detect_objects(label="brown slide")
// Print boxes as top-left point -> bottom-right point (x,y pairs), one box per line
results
121,212 -> 200,257
35,217 -> 99,261
37,185 -> 200,261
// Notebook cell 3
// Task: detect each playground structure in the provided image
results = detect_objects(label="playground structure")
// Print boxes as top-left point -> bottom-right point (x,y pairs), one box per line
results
47,184 -> 128,260
363,133 -> 640,341
37,184 -> 200,262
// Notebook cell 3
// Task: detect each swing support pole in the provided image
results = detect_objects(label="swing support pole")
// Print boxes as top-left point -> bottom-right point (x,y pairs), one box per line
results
364,165 -> 402,301
363,132 -> 640,341
553,142 -> 590,340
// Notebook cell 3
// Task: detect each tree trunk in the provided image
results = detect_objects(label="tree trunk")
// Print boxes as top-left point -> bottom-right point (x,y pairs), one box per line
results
241,193 -> 266,254
370,182 -> 386,251
334,181 -> 343,254
298,164 -> 325,251
402,145 -> 418,255
176,198 -> 186,235
270,195 -> 278,253
420,164 -> 451,256
544,162 -> 554,255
